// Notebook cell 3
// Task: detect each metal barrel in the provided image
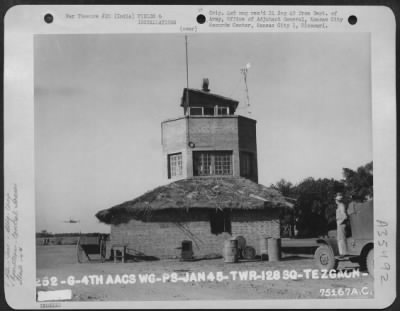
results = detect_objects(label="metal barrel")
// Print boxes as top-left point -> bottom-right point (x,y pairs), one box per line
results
259,237 -> 269,260
223,239 -> 238,263
233,235 -> 246,249
242,246 -> 256,260
181,240 -> 193,260
233,235 -> 246,258
267,238 -> 281,261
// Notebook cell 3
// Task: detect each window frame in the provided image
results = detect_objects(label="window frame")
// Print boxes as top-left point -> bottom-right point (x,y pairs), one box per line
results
217,106 -> 229,116
168,152 -> 183,179
193,151 -> 233,176
203,106 -> 215,116
189,107 -> 203,116
188,106 -> 231,116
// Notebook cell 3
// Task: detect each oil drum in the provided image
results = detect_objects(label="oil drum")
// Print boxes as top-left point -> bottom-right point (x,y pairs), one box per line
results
267,238 -> 281,261
223,238 -> 238,263
233,235 -> 246,258
242,246 -> 256,260
259,237 -> 269,260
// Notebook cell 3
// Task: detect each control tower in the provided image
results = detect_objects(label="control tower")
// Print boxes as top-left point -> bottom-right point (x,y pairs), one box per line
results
161,79 -> 258,182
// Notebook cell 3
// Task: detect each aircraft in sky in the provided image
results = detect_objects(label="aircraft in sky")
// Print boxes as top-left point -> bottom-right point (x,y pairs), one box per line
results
62,217 -> 80,224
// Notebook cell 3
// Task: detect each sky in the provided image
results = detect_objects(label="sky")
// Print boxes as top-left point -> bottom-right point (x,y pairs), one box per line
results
34,33 -> 372,233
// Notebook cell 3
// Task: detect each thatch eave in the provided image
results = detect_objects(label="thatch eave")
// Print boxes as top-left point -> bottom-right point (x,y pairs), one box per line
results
96,177 -> 293,225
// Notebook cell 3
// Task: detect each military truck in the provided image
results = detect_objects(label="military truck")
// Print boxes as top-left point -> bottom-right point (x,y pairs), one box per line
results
314,200 -> 374,276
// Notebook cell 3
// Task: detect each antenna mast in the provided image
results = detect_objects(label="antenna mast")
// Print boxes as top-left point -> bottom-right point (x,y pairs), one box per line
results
185,35 -> 190,116
184,35 -> 192,151
241,63 -> 251,115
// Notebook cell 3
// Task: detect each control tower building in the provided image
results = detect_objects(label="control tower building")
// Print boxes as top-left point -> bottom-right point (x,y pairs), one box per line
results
161,79 -> 258,183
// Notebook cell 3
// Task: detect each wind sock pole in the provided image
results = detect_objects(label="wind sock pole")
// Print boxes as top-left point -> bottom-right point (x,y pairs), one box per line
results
241,63 -> 251,115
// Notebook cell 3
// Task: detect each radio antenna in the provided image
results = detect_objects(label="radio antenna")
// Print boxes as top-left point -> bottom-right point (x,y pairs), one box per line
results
184,35 -> 192,149
185,35 -> 190,116
241,63 -> 251,115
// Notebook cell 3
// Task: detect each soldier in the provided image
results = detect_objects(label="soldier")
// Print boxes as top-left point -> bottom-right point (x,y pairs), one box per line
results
335,193 -> 348,256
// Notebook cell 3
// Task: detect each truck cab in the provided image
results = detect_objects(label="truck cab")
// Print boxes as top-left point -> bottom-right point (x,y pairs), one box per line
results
314,200 -> 374,276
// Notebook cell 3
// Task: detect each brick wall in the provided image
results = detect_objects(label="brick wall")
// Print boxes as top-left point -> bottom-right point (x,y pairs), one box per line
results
188,117 -> 239,150
161,118 -> 188,180
110,210 -> 280,258
161,116 -> 259,182
162,117 -> 187,152
187,116 -> 240,177
231,210 -> 280,254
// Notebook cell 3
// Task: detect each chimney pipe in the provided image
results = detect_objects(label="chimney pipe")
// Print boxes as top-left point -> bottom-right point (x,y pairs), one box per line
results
202,78 -> 210,92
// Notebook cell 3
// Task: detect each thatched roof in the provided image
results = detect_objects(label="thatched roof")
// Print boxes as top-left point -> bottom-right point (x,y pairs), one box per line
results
96,177 -> 293,225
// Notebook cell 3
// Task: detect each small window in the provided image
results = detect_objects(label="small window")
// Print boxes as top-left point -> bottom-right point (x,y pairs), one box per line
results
168,153 -> 183,178
189,107 -> 203,116
217,106 -> 229,115
203,107 -> 215,115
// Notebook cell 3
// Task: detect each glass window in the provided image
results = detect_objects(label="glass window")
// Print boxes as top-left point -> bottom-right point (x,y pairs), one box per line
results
189,107 -> 203,116
215,152 -> 233,175
193,152 -> 213,176
193,151 -> 232,176
203,107 -> 215,115
217,107 -> 229,115
168,153 -> 183,178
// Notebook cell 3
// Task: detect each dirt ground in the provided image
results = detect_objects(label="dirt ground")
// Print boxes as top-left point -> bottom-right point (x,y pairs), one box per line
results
36,245 -> 373,301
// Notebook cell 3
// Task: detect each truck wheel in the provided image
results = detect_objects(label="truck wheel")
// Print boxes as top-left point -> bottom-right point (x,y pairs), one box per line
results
315,245 -> 338,270
366,248 -> 374,278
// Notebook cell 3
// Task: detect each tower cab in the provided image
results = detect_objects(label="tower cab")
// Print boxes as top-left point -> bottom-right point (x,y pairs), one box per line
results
182,79 -> 238,117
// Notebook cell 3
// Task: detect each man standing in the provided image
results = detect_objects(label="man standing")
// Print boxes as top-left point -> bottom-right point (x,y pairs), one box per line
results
335,193 -> 348,256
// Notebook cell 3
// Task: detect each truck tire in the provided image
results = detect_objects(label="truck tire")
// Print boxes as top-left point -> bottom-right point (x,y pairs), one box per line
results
314,245 -> 338,270
366,248 -> 374,278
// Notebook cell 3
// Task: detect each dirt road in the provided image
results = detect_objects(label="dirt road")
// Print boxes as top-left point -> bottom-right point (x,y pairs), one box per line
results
36,245 -> 373,301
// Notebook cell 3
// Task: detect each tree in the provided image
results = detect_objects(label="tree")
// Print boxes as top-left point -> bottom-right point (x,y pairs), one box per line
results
270,179 -> 295,197
271,179 -> 296,237
270,162 -> 373,238
342,161 -> 373,202
293,177 -> 342,237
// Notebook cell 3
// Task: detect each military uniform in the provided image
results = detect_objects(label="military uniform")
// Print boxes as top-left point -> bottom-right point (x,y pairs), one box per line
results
336,202 -> 348,255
